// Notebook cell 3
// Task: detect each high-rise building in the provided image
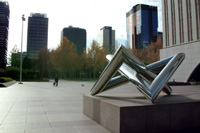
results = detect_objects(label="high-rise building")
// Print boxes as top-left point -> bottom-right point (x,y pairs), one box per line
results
160,0 -> 200,82
27,13 -> 48,60
97,26 -> 115,54
0,1 -> 9,71
126,4 -> 158,49
61,26 -> 86,55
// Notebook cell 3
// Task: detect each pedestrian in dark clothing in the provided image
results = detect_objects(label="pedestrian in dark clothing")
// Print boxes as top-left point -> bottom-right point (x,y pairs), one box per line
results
54,75 -> 59,86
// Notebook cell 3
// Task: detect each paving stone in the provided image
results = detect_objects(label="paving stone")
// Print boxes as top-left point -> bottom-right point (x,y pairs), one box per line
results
0,81 -> 110,132
0,81 -> 199,132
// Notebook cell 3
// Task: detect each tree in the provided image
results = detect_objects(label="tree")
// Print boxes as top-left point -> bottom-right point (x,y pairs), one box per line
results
9,44 -> 20,67
22,56 -> 32,69
147,37 -> 163,63
132,37 -> 163,64
132,48 -> 148,64
49,37 -> 78,78
49,39 -> 107,79
86,40 -> 106,79
38,48 -> 50,78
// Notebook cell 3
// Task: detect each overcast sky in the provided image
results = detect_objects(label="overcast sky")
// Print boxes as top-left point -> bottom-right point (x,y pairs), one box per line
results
6,0 -> 162,54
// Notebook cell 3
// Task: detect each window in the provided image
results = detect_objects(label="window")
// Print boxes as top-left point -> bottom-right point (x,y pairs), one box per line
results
171,0 -> 176,45
196,0 -> 200,40
186,0 -> 193,41
178,0 -> 184,43
164,0 -> 169,46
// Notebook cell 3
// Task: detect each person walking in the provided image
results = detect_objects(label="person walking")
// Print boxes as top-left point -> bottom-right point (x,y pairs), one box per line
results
54,75 -> 59,86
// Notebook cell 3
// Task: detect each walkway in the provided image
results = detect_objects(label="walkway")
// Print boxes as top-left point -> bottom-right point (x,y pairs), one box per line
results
0,80 -> 110,133
0,80 -> 199,133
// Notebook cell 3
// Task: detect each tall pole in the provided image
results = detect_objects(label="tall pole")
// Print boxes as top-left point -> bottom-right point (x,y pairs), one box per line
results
19,14 -> 25,84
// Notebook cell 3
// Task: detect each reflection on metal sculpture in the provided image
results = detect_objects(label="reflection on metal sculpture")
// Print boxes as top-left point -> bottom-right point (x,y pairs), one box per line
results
90,45 -> 185,103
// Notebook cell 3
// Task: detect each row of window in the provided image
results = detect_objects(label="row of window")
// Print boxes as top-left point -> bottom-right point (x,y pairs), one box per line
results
164,0 -> 169,47
178,0 -> 184,44
196,0 -> 200,40
171,0 -> 176,45
164,0 -> 200,47
28,34 -> 48,37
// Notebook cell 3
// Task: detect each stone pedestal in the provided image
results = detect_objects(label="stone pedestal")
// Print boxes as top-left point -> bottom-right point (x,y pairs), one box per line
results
83,92 -> 200,133
0,80 -> 16,87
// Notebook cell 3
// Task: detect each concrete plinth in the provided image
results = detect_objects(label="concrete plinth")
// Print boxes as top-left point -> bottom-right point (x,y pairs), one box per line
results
83,86 -> 200,133
0,80 -> 17,87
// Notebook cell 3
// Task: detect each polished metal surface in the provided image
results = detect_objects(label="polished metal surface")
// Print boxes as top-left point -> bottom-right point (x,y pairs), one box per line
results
90,45 -> 185,103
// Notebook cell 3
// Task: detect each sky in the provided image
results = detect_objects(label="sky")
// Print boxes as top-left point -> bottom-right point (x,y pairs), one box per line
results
6,0 -> 162,55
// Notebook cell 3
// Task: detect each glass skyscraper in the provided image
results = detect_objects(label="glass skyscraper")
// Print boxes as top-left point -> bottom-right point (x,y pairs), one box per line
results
61,26 -> 86,55
27,13 -> 48,60
126,4 -> 158,49
0,1 -> 9,71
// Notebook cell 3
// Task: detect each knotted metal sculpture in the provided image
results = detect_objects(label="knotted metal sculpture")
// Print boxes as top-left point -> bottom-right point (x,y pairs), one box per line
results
90,45 -> 185,103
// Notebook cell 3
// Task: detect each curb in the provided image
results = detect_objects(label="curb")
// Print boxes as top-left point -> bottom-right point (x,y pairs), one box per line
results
0,80 -> 17,87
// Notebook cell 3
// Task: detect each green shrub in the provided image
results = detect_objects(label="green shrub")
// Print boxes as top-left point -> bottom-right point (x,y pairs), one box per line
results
5,67 -> 40,81
0,77 -> 13,82
5,67 -> 19,80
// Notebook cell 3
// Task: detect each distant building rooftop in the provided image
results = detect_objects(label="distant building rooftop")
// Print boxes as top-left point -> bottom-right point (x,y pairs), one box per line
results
100,26 -> 112,31
0,1 -> 9,6
126,4 -> 157,17
30,13 -> 47,18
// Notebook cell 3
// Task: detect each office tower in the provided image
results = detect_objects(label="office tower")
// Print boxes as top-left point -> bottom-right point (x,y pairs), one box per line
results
0,1 -> 9,71
160,0 -> 200,82
61,26 -> 86,55
126,4 -> 158,49
97,26 -> 115,54
27,13 -> 48,60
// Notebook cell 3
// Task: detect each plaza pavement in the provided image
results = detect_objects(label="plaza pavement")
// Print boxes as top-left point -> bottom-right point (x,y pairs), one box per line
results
0,80 -> 111,133
0,80 -> 200,133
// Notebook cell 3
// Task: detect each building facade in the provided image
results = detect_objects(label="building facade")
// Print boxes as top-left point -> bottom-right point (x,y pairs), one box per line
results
61,26 -> 86,55
27,13 -> 48,60
126,4 -> 158,49
160,0 -> 200,82
0,1 -> 9,71
97,26 -> 115,54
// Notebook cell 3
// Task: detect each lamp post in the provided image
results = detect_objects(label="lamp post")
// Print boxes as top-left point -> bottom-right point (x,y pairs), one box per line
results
19,14 -> 25,84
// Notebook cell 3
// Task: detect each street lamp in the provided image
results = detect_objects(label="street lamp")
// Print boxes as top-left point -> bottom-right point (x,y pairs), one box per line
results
19,14 -> 25,84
